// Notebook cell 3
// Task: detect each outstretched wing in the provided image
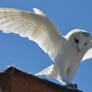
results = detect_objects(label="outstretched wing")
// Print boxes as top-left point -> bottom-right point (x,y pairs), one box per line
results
82,41 -> 92,62
82,48 -> 92,61
0,8 -> 64,61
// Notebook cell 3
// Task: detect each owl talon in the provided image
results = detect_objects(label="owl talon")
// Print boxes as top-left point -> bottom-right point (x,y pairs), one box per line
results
67,83 -> 78,89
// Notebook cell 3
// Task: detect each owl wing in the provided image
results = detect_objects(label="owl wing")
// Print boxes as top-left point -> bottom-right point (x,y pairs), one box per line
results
0,8 -> 64,61
82,48 -> 92,62
82,40 -> 92,62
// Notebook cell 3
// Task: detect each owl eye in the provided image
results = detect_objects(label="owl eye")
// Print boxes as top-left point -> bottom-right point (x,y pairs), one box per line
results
74,39 -> 79,44
84,42 -> 87,46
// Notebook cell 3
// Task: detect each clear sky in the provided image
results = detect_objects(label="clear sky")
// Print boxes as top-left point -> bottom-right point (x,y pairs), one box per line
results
0,0 -> 92,91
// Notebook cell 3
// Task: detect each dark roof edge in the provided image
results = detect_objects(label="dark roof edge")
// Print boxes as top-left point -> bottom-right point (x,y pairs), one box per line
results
2,66 -> 82,92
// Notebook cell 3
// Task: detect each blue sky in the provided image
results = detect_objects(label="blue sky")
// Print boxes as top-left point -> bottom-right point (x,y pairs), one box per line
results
0,0 -> 92,91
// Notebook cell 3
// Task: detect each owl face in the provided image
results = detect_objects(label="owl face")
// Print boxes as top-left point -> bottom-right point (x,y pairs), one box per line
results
66,29 -> 91,53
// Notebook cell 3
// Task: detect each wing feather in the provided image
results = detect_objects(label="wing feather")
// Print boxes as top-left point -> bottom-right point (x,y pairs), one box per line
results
0,8 -> 64,60
82,41 -> 92,62
82,48 -> 92,61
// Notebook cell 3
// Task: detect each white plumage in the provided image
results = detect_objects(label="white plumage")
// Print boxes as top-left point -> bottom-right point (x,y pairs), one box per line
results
0,8 -> 92,88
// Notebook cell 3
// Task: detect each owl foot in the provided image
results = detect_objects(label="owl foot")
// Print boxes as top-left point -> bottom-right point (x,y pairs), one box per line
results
67,83 -> 78,89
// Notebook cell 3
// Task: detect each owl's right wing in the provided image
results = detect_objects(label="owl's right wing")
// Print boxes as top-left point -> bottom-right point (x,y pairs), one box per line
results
0,8 -> 65,61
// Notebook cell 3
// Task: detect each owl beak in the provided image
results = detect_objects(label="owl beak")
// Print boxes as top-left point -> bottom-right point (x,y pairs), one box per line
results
77,46 -> 81,54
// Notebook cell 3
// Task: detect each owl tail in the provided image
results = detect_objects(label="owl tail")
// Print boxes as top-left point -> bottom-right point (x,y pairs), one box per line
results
35,64 -> 64,84
35,64 -> 58,78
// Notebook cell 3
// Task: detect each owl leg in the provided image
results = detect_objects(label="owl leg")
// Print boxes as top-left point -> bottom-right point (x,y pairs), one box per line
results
66,65 -> 79,89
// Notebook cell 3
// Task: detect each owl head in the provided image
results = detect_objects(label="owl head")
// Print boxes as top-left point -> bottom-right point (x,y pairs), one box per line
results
65,29 -> 92,53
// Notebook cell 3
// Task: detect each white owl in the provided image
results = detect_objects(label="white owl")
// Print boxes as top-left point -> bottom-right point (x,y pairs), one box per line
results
0,8 -> 91,88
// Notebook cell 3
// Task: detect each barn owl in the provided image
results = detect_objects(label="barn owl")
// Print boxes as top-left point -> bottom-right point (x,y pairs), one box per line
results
0,8 -> 91,88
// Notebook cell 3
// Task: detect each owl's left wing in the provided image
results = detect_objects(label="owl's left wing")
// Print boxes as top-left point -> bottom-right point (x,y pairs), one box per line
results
82,48 -> 92,61
82,41 -> 92,62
